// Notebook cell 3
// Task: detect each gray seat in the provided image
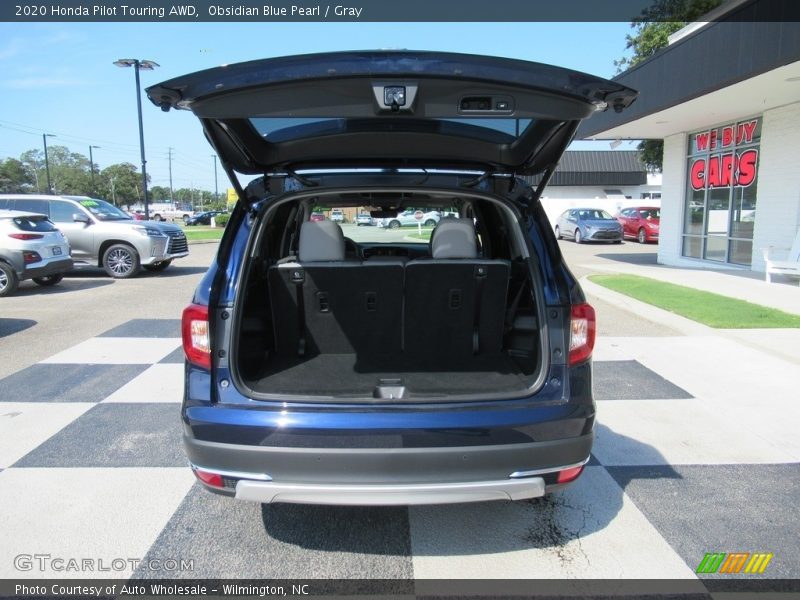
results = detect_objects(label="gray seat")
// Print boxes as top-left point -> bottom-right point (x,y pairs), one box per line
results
404,219 -> 510,358
269,221 -> 404,356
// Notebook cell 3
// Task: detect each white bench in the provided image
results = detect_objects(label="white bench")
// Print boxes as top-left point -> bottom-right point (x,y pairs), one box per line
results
763,229 -> 800,284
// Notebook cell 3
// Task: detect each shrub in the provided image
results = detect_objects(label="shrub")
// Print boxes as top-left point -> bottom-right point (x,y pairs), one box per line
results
214,213 -> 230,228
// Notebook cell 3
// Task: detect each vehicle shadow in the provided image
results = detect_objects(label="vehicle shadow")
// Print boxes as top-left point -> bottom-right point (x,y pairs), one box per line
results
13,279 -> 113,295
595,251 -> 659,265
0,318 -> 36,337
258,423 -> 681,557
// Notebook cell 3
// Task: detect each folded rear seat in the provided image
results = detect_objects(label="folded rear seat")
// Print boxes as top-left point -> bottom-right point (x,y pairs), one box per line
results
268,221 -> 404,357
404,218 -> 510,358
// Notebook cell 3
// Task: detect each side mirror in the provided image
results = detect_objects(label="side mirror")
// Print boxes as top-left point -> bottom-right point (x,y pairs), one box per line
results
73,213 -> 90,224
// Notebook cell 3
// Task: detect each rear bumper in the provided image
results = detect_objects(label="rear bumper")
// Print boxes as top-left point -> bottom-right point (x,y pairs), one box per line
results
22,257 -> 74,280
184,431 -> 593,504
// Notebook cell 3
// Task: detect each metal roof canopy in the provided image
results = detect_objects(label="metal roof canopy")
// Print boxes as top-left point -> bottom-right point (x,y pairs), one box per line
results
578,0 -> 800,141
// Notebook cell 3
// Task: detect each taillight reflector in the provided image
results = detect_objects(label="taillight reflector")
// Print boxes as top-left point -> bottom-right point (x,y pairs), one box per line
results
193,468 -> 223,488
181,303 -> 211,369
568,303 -> 596,366
22,250 -> 42,264
556,465 -> 584,484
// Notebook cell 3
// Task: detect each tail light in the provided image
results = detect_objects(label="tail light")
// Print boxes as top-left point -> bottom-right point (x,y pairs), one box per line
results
22,250 -> 42,264
9,233 -> 43,240
568,303 -> 596,366
556,465 -> 584,484
182,303 -> 211,369
192,467 -> 224,488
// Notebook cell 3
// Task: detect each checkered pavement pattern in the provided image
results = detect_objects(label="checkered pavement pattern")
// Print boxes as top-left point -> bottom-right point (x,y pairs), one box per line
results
1,319 -> 798,580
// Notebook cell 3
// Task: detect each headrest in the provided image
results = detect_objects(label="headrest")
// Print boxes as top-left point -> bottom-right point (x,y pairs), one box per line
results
298,220 -> 345,262
431,218 -> 478,259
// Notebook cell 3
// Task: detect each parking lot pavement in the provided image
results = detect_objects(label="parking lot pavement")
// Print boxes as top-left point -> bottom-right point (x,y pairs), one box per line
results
0,240 -> 797,581
1,313 -> 798,579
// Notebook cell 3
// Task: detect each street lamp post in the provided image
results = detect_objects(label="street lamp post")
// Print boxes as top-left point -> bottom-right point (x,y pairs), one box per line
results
212,155 -> 219,201
113,58 -> 159,219
42,133 -> 55,194
89,145 -> 100,194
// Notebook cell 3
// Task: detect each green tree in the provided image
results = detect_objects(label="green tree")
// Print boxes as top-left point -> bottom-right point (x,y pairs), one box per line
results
0,158 -> 33,192
19,146 -> 93,195
97,163 -> 148,207
616,0 -> 723,171
149,185 -> 172,202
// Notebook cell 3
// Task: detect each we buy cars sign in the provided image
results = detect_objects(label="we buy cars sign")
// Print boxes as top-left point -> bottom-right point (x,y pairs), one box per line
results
690,119 -> 759,190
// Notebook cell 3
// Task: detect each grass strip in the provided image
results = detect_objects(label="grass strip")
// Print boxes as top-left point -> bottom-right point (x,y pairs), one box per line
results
589,274 -> 800,328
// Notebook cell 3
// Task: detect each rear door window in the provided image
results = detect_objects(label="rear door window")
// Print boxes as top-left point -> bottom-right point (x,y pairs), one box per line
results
13,199 -> 49,215
49,200 -> 78,223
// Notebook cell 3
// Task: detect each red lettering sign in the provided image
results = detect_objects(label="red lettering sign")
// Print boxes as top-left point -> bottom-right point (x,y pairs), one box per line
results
722,126 -> 733,147
695,132 -> 710,152
690,150 -> 758,190
739,120 -> 758,144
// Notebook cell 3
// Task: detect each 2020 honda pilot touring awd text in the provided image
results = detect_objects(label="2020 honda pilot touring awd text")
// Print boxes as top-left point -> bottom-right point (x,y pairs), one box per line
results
148,51 -> 636,505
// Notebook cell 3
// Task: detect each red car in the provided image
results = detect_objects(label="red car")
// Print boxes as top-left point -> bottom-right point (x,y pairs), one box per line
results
309,212 -> 325,222
616,206 -> 660,243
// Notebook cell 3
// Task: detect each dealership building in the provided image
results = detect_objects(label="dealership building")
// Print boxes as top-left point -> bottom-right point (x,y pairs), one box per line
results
578,0 -> 800,272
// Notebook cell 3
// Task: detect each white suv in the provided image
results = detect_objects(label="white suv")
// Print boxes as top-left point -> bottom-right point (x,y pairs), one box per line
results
0,209 -> 72,296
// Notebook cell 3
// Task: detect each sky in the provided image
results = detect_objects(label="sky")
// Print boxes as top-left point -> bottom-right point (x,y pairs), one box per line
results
0,21 -> 638,194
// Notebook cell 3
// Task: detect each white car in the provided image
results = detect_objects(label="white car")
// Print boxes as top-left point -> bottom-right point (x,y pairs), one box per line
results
0,209 -> 73,297
376,209 -> 441,229
330,209 -> 345,222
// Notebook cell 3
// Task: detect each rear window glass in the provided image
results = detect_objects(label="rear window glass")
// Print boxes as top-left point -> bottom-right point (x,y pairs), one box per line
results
251,117 -> 533,143
12,216 -> 58,232
308,206 -> 460,244
639,208 -> 660,219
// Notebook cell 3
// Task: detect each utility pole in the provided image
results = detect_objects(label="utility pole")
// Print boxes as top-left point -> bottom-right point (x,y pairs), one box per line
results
89,145 -> 100,194
168,147 -> 174,203
43,133 -> 55,194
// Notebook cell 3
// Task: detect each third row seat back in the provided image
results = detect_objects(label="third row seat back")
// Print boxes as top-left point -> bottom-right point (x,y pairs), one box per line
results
404,219 -> 510,359
269,220 -> 403,357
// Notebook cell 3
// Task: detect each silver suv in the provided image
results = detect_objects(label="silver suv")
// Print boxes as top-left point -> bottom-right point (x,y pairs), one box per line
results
0,195 -> 189,278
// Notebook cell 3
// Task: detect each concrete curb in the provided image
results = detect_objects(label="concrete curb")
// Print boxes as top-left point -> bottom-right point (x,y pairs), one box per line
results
580,276 -> 712,336
582,275 -> 800,365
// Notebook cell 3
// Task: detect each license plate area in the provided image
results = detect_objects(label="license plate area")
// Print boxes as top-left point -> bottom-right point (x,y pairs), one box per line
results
52,246 -> 62,256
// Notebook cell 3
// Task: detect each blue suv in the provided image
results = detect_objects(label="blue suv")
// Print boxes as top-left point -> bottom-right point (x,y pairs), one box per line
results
148,51 -> 636,505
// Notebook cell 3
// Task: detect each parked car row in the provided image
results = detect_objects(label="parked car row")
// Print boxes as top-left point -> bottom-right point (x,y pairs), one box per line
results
0,194 -> 191,296
554,206 -> 660,244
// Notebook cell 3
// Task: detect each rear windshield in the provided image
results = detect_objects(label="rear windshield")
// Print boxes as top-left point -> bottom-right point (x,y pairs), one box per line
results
639,208 -> 660,219
310,206 -> 459,244
12,216 -> 58,232
251,117 -> 533,143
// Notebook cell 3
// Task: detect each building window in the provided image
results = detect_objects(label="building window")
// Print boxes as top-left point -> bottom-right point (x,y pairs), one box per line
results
682,117 -> 760,265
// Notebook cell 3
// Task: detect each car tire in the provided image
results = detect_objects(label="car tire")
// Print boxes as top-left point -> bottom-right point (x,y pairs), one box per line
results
638,228 -> 647,244
554,225 -> 561,239
0,262 -> 19,297
152,214 -> 163,222
183,214 -> 191,224
102,243 -> 141,279
424,219 -> 436,227
574,229 -> 582,244
33,274 -> 64,286
143,260 -> 172,273
388,220 -> 401,229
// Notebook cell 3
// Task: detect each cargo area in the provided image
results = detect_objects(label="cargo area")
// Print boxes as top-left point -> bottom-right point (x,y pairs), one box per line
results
231,190 -> 546,401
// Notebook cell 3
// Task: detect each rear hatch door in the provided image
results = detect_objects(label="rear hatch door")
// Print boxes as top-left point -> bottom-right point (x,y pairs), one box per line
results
146,51 -> 637,186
